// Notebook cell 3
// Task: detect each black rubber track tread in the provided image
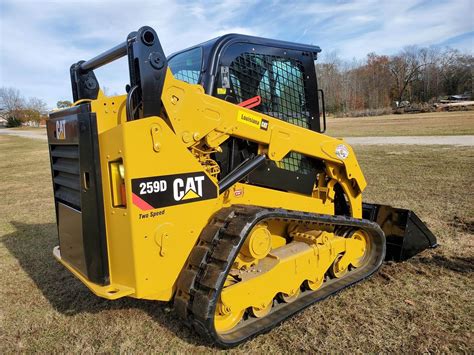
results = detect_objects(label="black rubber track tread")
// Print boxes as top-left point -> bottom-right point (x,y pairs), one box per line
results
174,205 -> 386,348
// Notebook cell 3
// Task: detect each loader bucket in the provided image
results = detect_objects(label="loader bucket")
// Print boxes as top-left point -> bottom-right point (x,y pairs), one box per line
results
362,203 -> 437,261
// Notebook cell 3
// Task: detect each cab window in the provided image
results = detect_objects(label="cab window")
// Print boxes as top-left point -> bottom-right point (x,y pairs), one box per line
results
168,47 -> 202,84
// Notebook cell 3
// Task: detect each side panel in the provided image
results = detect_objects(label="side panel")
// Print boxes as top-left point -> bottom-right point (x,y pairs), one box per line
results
97,117 -> 221,300
96,114 -> 335,300
47,104 -> 109,285
248,159 -> 317,195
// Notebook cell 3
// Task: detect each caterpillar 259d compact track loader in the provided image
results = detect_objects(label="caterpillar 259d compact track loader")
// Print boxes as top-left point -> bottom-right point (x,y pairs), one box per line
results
47,26 -> 437,346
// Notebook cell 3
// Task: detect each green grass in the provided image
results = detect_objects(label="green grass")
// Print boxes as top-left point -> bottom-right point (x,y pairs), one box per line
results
326,111 -> 474,137
0,135 -> 472,352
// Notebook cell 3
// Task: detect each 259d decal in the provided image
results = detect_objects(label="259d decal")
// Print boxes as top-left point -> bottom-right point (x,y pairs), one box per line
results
131,172 -> 217,210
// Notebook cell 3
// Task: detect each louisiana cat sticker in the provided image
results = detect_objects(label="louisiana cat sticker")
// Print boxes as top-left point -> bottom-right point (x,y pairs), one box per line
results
131,172 -> 217,210
237,110 -> 269,131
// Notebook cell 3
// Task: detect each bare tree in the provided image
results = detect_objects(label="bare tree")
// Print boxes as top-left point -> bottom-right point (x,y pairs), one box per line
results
0,87 -> 49,126
23,97 -> 48,126
27,97 -> 47,114
0,87 -> 25,126
389,46 -> 432,104
315,45 -> 473,117
439,49 -> 473,95
0,87 -> 24,115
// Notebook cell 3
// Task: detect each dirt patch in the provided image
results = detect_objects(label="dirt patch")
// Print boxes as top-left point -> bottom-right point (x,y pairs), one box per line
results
0,128 -> 47,140
448,216 -> 474,234
415,254 -> 474,274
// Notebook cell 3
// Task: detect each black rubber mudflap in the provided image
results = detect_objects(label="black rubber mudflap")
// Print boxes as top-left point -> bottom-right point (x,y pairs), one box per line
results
363,203 -> 438,261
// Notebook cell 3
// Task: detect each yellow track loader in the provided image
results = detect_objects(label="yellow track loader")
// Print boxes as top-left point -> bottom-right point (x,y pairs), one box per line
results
47,26 -> 436,346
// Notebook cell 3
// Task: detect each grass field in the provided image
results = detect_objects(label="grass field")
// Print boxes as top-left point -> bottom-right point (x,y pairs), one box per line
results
0,135 -> 472,352
326,111 -> 474,137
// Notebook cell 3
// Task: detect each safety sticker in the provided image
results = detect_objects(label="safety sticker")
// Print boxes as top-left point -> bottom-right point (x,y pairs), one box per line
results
131,172 -> 217,210
237,110 -> 269,131
217,88 -> 227,95
221,66 -> 230,88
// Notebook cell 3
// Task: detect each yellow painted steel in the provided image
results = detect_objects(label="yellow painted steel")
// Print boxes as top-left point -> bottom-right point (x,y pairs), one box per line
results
63,68 -> 368,303
53,246 -> 134,300
214,230 -> 366,332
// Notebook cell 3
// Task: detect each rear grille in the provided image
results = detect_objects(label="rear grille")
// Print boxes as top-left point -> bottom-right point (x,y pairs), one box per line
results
50,145 -> 81,210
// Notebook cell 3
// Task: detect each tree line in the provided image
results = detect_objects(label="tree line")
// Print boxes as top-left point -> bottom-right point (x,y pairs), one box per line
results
1,45 -> 472,125
0,87 -> 71,127
316,46 -> 473,116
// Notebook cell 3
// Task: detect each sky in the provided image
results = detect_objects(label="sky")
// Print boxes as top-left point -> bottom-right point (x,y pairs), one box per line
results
0,0 -> 473,108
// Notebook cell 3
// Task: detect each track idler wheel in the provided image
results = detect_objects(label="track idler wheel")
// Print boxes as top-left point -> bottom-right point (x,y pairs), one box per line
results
234,223 -> 272,269
350,229 -> 371,268
214,275 -> 244,333
330,254 -> 349,278
214,304 -> 245,333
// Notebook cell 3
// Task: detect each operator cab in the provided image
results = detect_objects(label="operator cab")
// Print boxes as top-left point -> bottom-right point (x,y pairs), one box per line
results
168,34 -> 323,132
168,35 -> 325,195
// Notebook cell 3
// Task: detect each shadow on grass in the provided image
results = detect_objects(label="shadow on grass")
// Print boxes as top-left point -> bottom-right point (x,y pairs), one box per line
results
1,221 -> 210,348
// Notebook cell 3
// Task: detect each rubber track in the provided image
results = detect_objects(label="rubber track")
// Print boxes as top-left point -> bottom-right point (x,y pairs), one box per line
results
174,205 -> 386,347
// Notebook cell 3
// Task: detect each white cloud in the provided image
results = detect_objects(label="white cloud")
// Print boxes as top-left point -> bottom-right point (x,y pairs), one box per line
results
285,0 -> 474,59
0,0 -> 472,107
0,0 -> 261,106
